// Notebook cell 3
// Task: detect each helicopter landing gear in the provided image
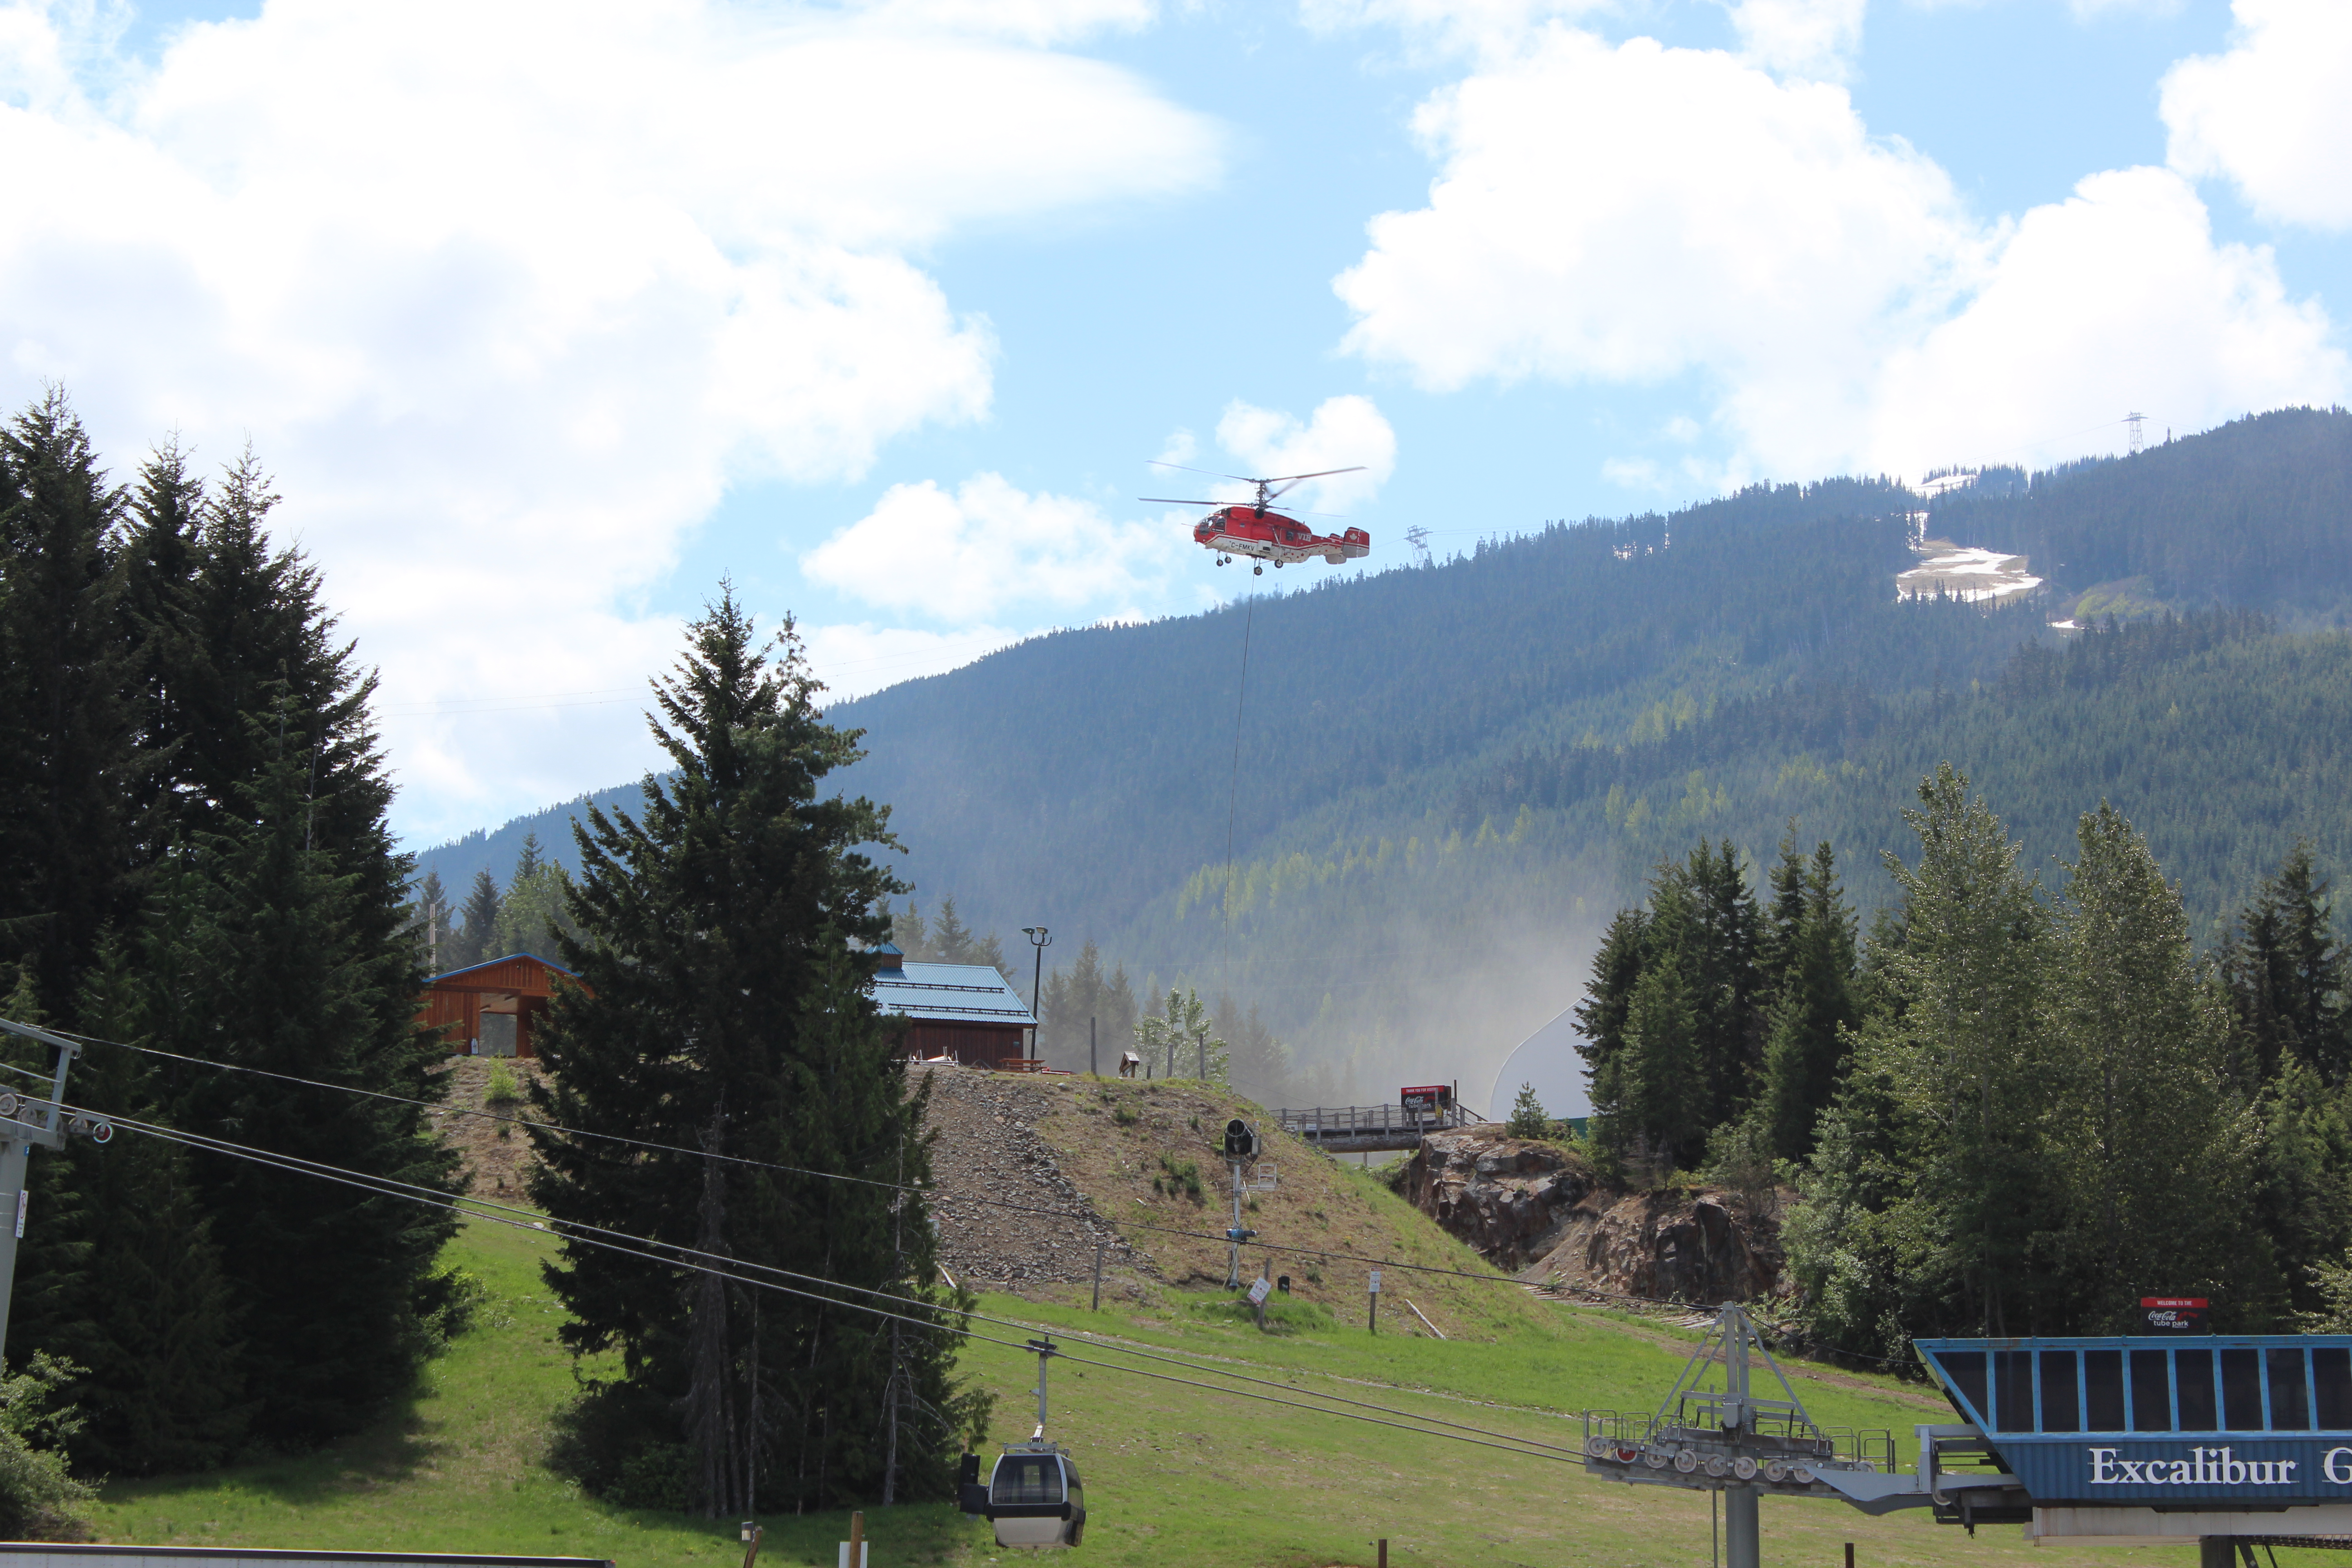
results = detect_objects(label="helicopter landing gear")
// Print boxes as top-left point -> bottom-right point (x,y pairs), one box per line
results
1253,564 -> 1263,575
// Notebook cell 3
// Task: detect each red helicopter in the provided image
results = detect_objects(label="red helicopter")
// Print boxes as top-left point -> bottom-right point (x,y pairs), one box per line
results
1142,463 -> 1372,575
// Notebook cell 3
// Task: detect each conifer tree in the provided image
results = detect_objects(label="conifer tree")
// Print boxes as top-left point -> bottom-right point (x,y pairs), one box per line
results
530,592 -> 971,1514
2218,843 -> 2350,1086
1506,1082 -> 1549,1139
0,391 -> 136,1015
889,900 -> 930,959
928,898 -> 975,963
118,440 -> 207,861
20,935 -> 245,1474
2046,803 -> 2240,1325
1758,842 -> 1858,1161
454,869 -> 501,968
514,831 -> 544,884
163,706 -> 459,1444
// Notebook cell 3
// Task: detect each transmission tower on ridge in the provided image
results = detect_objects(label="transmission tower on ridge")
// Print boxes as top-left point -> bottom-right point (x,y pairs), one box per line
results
2126,411 -> 2146,454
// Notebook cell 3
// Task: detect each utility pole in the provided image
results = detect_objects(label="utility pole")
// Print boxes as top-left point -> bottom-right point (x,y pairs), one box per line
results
1089,1016 -> 1096,1079
0,1016 -> 106,1360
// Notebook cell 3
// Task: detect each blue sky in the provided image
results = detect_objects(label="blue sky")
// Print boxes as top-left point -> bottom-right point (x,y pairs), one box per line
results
7,0 -> 2346,846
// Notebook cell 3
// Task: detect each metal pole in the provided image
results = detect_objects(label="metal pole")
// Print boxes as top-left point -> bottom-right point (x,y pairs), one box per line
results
1225,1159 -> 1243,1288
0,1018 -> 83,1363
1723,1486 -> 1759,1568
0,1133 -> 31,1360
2199,1541 -> 2236,1568
1720,1302 -> 1759,1568
1091,1240 -> 1105,1312
1089,1017 -> 1097,1079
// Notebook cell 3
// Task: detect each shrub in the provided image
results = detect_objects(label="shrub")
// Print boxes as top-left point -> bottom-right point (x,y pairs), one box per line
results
1506,1082 -> 1549,1139
484,1060 -> 522,1105
0,1354 -> 94,1540
416,1265 -> 494,1347
1157,1153 -> 1205,1203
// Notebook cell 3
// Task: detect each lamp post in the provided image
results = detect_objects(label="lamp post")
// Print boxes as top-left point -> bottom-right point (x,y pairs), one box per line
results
1021,926 -> 1051,1061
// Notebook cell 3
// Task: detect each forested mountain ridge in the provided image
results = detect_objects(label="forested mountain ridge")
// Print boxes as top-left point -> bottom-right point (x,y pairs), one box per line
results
418,407 -> 2352,1107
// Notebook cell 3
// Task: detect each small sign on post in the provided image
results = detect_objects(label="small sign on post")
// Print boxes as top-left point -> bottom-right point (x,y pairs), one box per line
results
1368,1268 -> 1381,1334
1247,1273 -> 1273,1332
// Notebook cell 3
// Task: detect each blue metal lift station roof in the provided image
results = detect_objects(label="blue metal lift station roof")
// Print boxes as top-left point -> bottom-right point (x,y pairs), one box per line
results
1916,1335 -> 2352,1509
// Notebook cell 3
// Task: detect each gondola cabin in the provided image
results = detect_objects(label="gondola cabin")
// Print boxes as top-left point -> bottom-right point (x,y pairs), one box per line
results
1916,1333 -> 2352,1542
960,1444 -> 1085,1548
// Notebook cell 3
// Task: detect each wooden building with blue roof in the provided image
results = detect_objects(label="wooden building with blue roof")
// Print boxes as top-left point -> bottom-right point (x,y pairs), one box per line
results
869,944 -> 1037,1068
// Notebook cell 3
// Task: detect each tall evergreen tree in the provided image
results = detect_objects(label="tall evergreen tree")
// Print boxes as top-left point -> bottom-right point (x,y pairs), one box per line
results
1788,765 -> 2057,1346
513,832 -> 544,884
1758,842 -> 1859,1161
15,934 -> 247,1474
0,391 -> 136,1016
2045,803 -> 2242,1326
163,707 -> 459,1445
530,592 -> 973,1514
2218,843 -> 2351,1086
454,869 -> 501,968
118,439 -> 207,863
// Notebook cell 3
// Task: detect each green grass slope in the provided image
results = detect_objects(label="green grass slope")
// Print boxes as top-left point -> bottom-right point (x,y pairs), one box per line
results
78,1211 -> 2247,1568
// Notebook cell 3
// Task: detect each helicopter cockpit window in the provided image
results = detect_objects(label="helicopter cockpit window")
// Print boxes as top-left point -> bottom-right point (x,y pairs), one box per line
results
990,1456 -> 1065,1507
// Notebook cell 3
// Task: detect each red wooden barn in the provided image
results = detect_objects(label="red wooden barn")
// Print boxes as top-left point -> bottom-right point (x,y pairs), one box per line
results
418,953 -> 588,1058
870,945 -> 1038,1068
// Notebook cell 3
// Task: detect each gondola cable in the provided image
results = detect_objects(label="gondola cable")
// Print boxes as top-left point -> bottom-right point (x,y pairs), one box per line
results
19,1026 -> 1901,1359
81,1106 -> 1591,1465
63,1098 -> 1589,1455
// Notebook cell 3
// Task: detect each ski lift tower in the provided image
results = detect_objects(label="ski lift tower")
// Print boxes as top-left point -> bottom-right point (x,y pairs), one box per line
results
1591,1303 -> 2352,1566
1583,1304 -> 1891,1568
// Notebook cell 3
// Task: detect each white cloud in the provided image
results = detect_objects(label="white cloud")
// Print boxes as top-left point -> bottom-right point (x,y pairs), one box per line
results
0,0 -> 1220,843
800,473 -> 1189,623
1331,19 -> 2343,485
1298,0 -> 1607,60
800,621 -> 1024,701
1213,394 -> 1397,511
1724,0 -> 1865,81
2163,0 -> 2352,230
1334,27 -> 1980,479
1867,166 -> 2346,474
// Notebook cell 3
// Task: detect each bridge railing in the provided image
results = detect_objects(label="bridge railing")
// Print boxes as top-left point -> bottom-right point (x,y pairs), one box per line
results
1273,1102 -> 1486,1141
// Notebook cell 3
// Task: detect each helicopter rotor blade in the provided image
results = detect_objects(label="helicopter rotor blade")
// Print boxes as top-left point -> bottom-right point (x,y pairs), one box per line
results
1147,460 -> 1264,484
1264,466 -> 1369,483
1265,466 -> 1370,501
1138,497 -> 1226,506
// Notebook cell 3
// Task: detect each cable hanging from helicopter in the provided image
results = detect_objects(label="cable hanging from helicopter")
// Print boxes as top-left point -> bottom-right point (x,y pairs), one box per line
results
1142,461 -> 1372,577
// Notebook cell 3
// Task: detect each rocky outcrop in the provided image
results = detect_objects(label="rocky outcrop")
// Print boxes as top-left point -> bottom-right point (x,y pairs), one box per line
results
1398,1126 -> 1788,1303
1396,1129 -> 1596,1270
1523,1188 -> 1787,1304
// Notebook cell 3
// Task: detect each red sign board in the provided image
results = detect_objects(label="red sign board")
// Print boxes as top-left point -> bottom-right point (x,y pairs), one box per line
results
1400,1084 -> 1452,1113
2141,1296 -> 2210,1332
